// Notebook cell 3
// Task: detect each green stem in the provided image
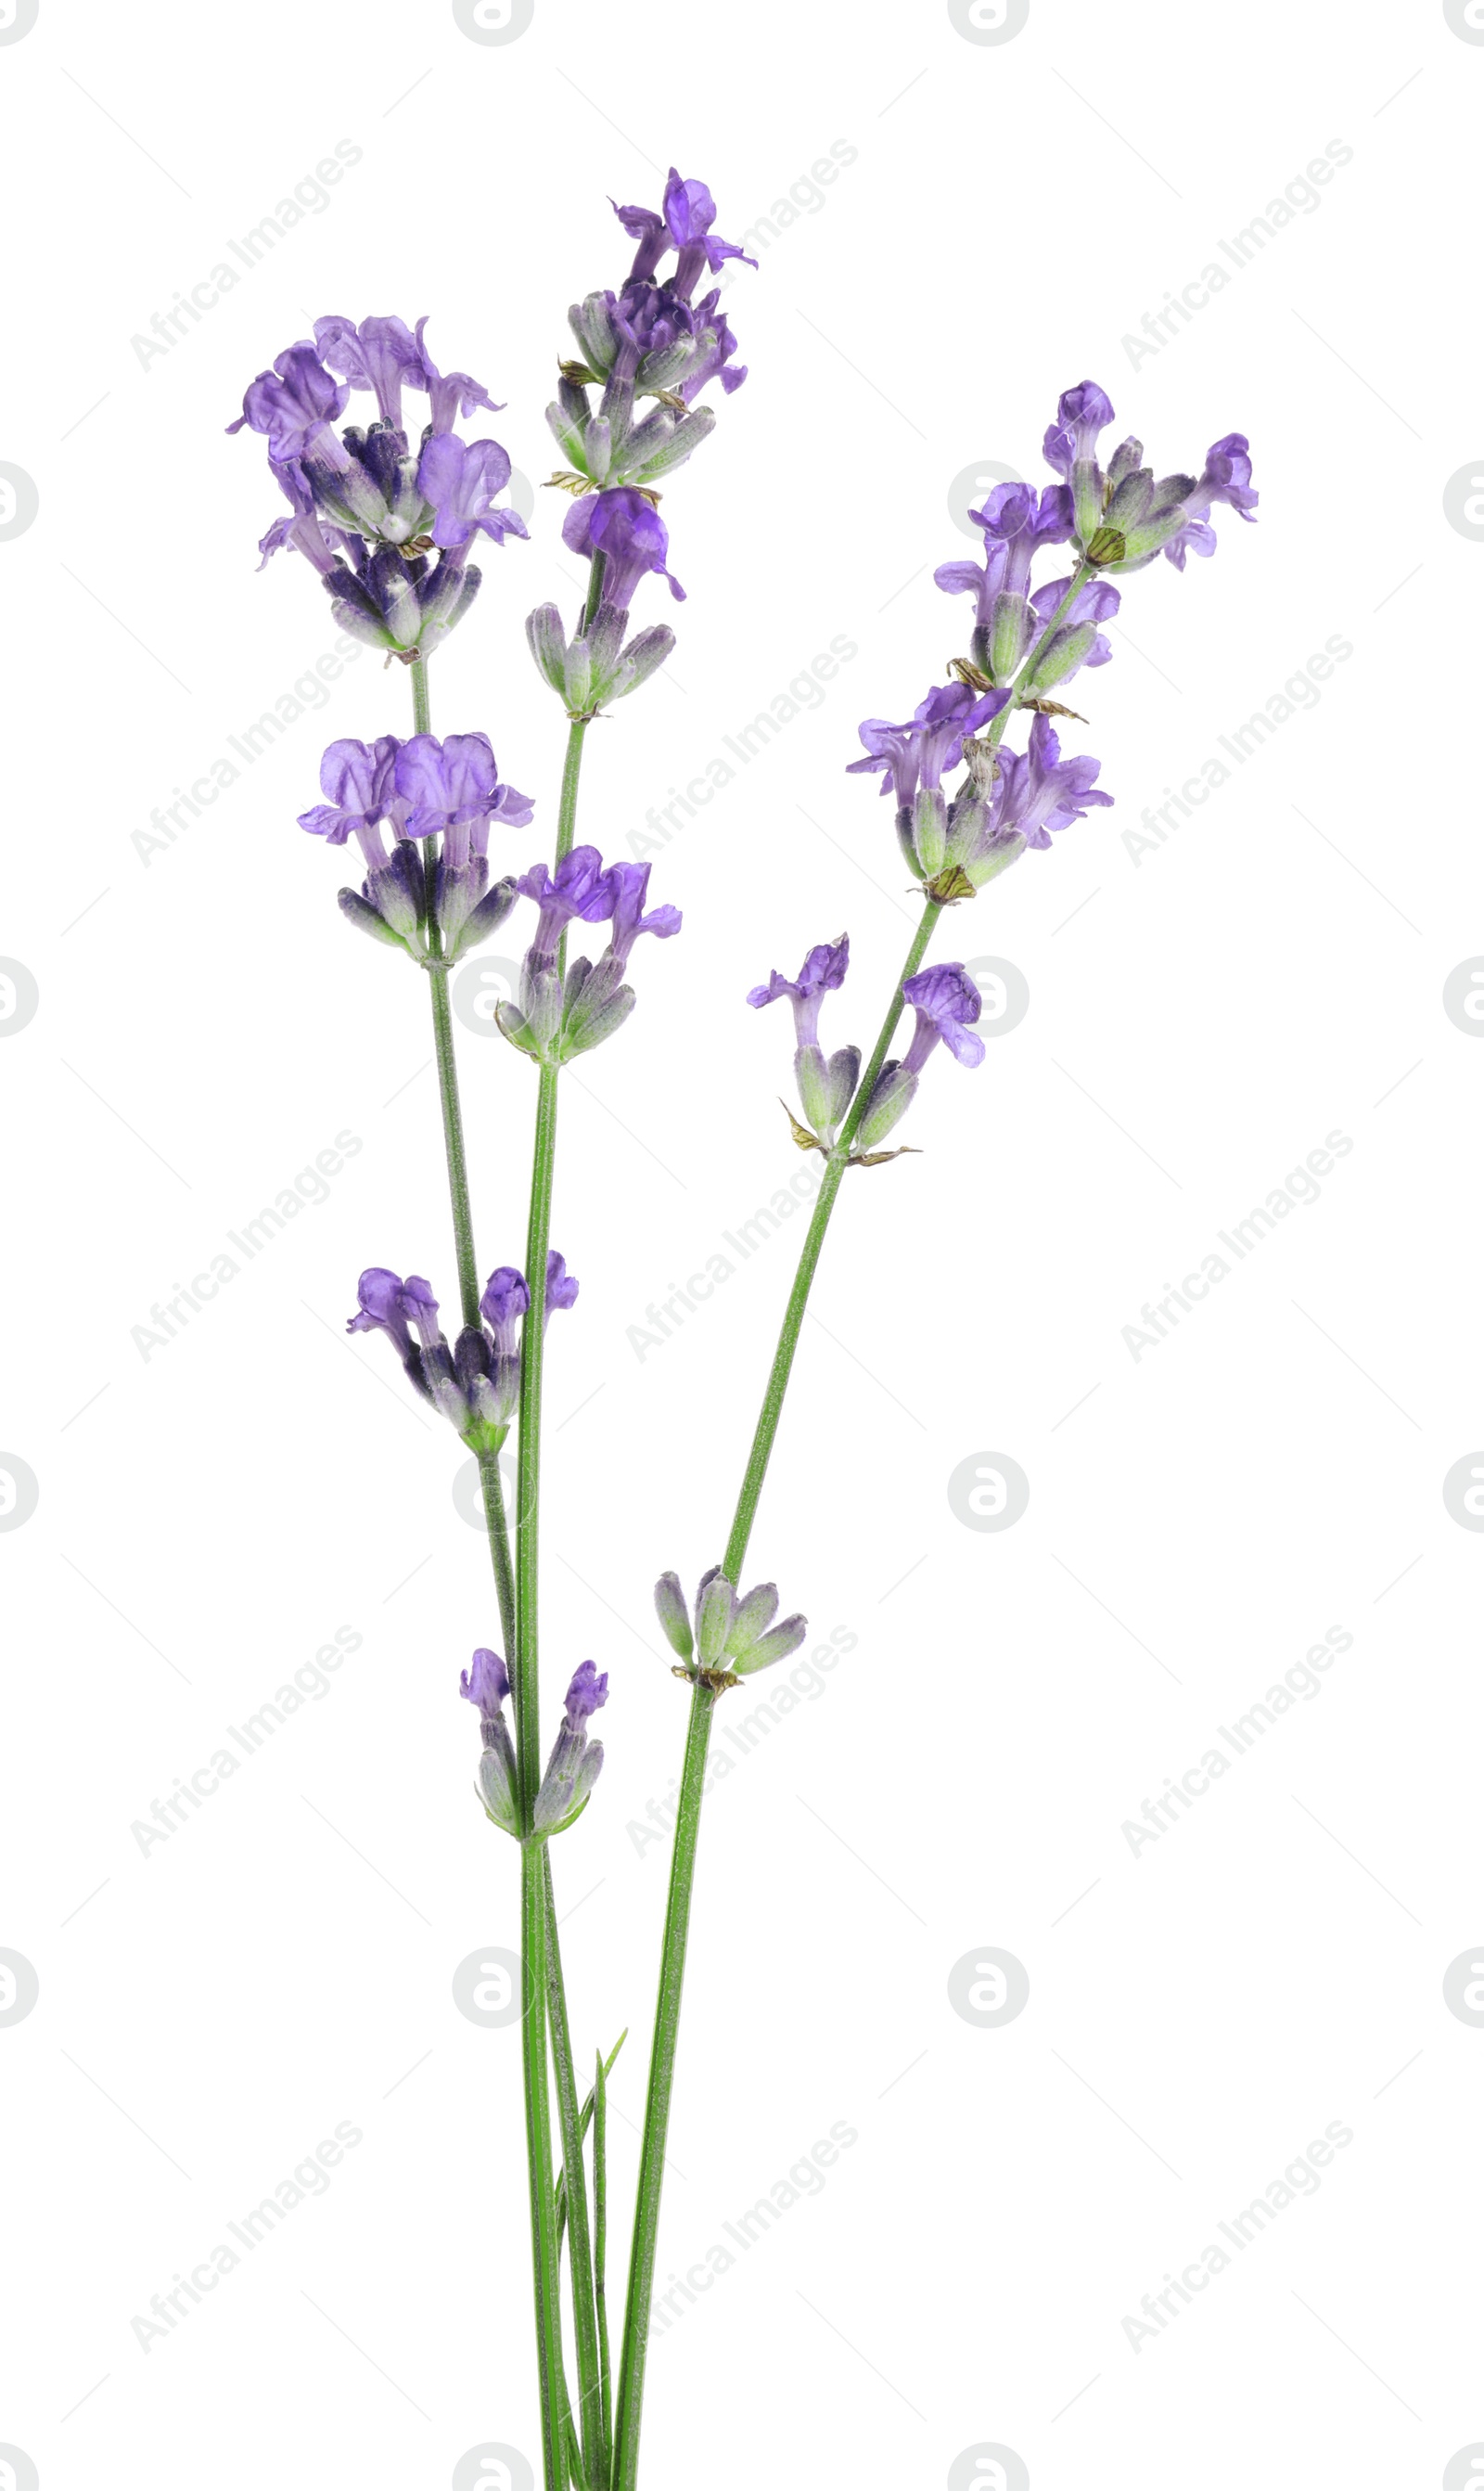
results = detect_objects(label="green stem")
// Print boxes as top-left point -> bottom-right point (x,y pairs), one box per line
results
595,2048 -> 612,2475
512,549 -> 604,2484
410,652 -> 480,1329
544,1849 -> 605,2491
611,567 -> 1100,2485
478,1448 -> 518,1669
611,899 -> 940,2489
521,1842 -> 567,2491
513,1059 -> 566,2491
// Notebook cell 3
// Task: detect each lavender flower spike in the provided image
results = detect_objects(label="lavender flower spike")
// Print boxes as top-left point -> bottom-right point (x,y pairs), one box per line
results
847,683 -> 1008,876
226,341 -> 348,460
748,936 -> 860,1144
855,966 -> 985,1154
416,434 -> 530,552
653,1567 -> 807,1679
545,1251 -> 580,1325
562,489 -> 684,611
526,600 -> 676,719
532,1663 -> 609,1834
461,1648 -> 519,1837
1043,379 -> 1118,544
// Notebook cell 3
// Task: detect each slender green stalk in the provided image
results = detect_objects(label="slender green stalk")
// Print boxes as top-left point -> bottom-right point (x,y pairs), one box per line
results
478,1449 -> 518,1673
513,1056 -> 568,2491
595,2048 -> 612,2473
544,1847 -> 605,2490
612,563 -> 1098,2487
411,651 -> 480,1328
512,544 -> 607,2479
610,899 -> 939,2489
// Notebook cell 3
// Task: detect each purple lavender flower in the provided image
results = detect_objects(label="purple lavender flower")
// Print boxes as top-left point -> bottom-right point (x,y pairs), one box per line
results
992,712 -> 1115,851
747,936 -> 850,1050
393,727 -> 532,951
847,685 -> 1007,810
300,733 -> 523,961
901,965 -> 985,1072
661,168 -> 758,298
300,738 -> 423,950
298,736 -> 403,847
532,1663 -> 609,1833
748,939 -> 860,1143
562,489 -> 684,610
853,967 -> 986,1154
351,1252 -> 570,1447
313,315 -> 430,431
545,1251 -> 580,1324
1025,573 -> 1120,687
394,733 -> 533,840
614,169 -> 757,303
605,861 -> 683,967
416,434 -> 529,551
515,847 -> 617,963
226,342 -> 348,461
501,851 -> 679,1067
347,1268 -> 470,1431
932,542 -> 1009,652
323,541 -> 481,662
967,482 -> 1076,681
461,1647 -> 519,1837
848,683 -> 1009,877
460,1647 -> 512,1717
1161,434 -> 1259,569
256,458 -> 362,574
1043,379 -> 1118,543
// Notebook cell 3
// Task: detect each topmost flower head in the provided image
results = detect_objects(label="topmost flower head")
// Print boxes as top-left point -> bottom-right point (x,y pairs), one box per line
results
228,315 -> 527,658
613,168 -> 758,304
1041,379 -> 1258,571
547,169 -> 756,516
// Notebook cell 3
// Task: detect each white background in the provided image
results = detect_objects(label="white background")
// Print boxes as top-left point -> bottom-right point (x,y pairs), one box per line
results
3,2 -> 1481,2485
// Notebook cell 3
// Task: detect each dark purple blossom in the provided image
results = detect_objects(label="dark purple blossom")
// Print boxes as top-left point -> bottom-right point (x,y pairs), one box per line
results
901,965 -> 985,1072
545,1251 -> 580,1323
747,936 -> 850,1050
562,1660 -> 609,1724
532,1662 -> 608,1833
416,433 -> 529,551
226,342 -> 348,461
847,684 -> 1007,811
1162,434 -> 1259,568
313,315 -> 430,430
480,1265 -> 530,1351
298,737 -> 403,848
393,733 -> 533,844
562,489 -> 684,609
613,169 -> 756,303
968,482 -> 1076,679
991,712 -> 1114,851
349,1254 -> 566,1448
1043,379 -> 1118,541
257,458 -> 361,574
605,861 -> 683,967
323,541 -> 481,661
515,846 -> 617,961
461,1648 -> 512,1717
461,1646 -> 519,1836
